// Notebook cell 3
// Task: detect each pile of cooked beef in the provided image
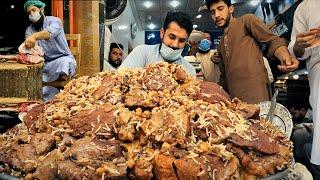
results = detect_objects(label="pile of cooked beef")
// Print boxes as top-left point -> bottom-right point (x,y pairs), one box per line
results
0,62 -> 292,180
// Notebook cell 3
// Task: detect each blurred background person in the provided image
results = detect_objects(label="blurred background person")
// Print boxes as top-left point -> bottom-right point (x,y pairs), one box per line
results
104,42 -> 123,71
195,34 -> 220,83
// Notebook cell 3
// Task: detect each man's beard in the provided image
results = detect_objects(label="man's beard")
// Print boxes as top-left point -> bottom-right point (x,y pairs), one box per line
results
108,57 -> 121,68
216,13 -> 232,29
32,15 -> 44,31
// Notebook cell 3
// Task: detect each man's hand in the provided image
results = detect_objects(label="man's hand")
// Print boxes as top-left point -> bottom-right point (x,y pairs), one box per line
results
277,56 -> 299,73
25,36 -> 37,48
293,28 -> 320,57
211,52 -> 222,63
275,46 -> 299,72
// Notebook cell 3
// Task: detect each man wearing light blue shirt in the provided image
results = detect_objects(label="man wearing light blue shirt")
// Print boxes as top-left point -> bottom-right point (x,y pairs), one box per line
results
120,12 -> 196,77
24,0 -> 76,83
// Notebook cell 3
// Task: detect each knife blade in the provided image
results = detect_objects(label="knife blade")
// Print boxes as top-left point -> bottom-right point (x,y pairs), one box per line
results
266,89 -> 278,121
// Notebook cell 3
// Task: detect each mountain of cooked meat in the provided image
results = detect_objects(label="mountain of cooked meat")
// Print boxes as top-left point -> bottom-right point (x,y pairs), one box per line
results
0,62 -> 292,179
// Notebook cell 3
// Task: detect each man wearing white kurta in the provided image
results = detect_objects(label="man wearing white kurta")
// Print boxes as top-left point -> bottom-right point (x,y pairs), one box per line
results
288,0 -> 320,175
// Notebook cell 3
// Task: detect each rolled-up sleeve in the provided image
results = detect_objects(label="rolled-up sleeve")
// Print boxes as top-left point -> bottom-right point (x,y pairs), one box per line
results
25,27 -> 33,39
244,14 -> 287,59
44,17 -> 62,38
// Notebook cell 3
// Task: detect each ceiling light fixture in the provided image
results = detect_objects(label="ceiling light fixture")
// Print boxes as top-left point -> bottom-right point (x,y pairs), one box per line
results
193,24 -> 198,29
143,1 -> 153,8
118,25 -> 128,30
196,14 -> 202,19
10,5 -> 15,9
293,75 -> 299,80
266,0 -> 272,3
170,0 -> 180,8
148,23 -> 156,30
249,0 -> 260,6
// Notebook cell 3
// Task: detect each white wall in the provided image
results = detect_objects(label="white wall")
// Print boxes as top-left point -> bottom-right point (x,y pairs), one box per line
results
110,2 -> 145,57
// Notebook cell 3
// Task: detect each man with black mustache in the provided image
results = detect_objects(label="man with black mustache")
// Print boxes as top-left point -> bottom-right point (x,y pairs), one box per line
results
206,0 -> 299,104
105,43 -> 124,71
24,0 -> 76,84
120,12 -> 196,77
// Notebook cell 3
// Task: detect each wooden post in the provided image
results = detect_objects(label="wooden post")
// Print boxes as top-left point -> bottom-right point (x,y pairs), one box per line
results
74,1 -> 100,76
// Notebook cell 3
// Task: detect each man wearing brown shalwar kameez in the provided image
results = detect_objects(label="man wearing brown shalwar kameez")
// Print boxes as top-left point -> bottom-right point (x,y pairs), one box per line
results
205,0 -> 299,104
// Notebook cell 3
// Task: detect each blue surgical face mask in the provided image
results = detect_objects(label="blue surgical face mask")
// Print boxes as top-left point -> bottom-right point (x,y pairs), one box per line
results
29,11 -> 41,23
198,39 -> 211,52
160,43 -> 183,62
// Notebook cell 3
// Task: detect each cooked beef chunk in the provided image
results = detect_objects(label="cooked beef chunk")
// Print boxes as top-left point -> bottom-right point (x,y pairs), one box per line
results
228,123 -> 280,154
153,154 -> 177,180
24,104 -> 45,131
30,133 -> 56,155
92,75 -> 116,100
193,81 -> 231,104
134,159 -> 153,180
68,104 -> 116,138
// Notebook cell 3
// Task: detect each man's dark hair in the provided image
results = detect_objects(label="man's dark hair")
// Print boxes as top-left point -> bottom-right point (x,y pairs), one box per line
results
163,12 -> 193,35
205,0 -> 232,10
110,42 -> 123,51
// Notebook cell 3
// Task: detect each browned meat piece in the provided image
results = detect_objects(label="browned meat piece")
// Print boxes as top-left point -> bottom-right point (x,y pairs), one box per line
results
30,133 -> 56,155
173,66 -> 187,82
228,123 -> 280,154
138,131 -> 148,146
245,153 -> 290,177
141,110 -> 190,144
205,155 -> 239,180
143,65 -> 178,91
162,111 -> 190,144
68,104 -> 116,137
124,89 -> 159,108
173,158 -> 207,180
195,81 -> 231,104
32,167 -> 57,180
57,160 -> 89,180
153,154 -> 177,180
92,75 -> 116,100
0,142 -> 38,173
229,98 -> 260,119
103,158 -> 128,179
173,155 -> 239,180
160,145 -> 188,159
134,159 -> 153,180
228,143 -> 290,177
24,104 -> 45,130
32,149 -> 60,180
66,137 -> 123,164
61,137 -> 126,179
16,144 -> 39,172
226,144 -> 252,167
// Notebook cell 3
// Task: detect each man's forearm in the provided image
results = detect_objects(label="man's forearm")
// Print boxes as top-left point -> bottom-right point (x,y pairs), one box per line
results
293,43 -> 305,58
274,46 -> 290,60
31,30 -> 51,40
